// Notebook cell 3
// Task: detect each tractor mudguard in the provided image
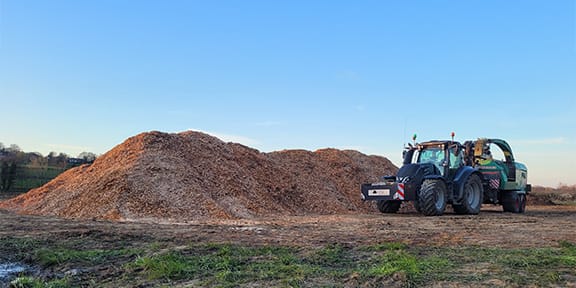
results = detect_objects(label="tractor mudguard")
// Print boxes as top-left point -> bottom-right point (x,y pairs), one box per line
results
398,163 -> 441,182
397,163 -> 420,176
423,175 -> 444,180
452,166 -> 480,205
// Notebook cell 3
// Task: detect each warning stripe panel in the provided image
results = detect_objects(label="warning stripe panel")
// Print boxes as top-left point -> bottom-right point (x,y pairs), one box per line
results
393,183 -> 405,200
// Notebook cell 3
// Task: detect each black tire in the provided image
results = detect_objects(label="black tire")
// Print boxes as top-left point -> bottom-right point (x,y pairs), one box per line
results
377,200 -> 401,213
453,174 -> 484,215
502,191 -> 526,213
413,199 -> 422,213
418,179 -> 447,216
519,194 -> 527,213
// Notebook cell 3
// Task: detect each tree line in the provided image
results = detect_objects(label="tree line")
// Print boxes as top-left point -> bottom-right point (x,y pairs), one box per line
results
0,142 -> 97,193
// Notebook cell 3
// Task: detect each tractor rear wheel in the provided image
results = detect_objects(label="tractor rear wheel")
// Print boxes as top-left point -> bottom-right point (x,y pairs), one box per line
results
453,174 -> 483,215
418,179 -> 447,216
502,191 -> 526,213
377,200 -> 401,213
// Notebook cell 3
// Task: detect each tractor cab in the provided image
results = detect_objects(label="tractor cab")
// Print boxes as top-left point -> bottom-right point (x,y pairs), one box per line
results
416,143 -> 446,174
404,141 -> 465,178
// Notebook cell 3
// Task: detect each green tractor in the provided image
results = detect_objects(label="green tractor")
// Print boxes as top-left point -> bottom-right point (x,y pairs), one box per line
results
361,136 -> 530,216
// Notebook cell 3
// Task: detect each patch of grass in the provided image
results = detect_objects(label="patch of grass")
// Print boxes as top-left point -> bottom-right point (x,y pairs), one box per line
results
129,242 -> 458,287
130,244 -> 309,287
494,244 -> 576,286
35,248 -> 139,267
308,243 -> 348,267
363,248 -> 452,287
131,251 -> 193,280
422,242 -> 576,287
0,237 -> 39,251
560,240 -> 576,254
129,242 -> 574,287
9,276 -> 69,288
3,234 -> 575,287
0,237 -> 41,261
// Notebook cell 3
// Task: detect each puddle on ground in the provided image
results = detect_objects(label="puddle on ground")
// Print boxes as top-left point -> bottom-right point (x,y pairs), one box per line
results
0,263 -> 27,279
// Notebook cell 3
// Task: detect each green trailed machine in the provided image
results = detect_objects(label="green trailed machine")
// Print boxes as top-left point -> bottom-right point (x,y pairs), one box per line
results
361,134 -> 530,216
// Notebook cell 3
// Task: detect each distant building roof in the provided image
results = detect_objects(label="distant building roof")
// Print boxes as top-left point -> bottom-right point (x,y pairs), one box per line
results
67,158 -> 85,164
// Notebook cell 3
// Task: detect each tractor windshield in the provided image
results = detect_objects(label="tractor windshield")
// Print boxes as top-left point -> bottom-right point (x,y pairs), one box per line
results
417,147 -> 445,164
416,146 -> 446,174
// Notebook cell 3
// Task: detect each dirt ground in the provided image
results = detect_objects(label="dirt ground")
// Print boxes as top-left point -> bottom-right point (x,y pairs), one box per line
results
5,132 -> 572,250
2,204 -> 575,249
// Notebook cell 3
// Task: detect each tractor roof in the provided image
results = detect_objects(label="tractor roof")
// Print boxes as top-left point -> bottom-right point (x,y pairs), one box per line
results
418,140 -> 461,147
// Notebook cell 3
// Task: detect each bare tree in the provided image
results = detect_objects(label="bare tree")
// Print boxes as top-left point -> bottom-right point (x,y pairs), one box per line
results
0,161 -> 17,192
7,144 -> 21,153
78,152 -> 97,163
47,152 -> 59,166
56,153 -> 68,168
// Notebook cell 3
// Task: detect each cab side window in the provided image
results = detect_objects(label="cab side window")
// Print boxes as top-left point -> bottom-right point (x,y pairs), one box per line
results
449,148 -> 463,169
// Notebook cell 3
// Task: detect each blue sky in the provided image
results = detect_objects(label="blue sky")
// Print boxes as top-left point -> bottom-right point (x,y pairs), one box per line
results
1,0 -> 575,186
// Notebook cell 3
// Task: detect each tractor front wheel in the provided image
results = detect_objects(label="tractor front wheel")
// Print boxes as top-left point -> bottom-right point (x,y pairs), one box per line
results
418,179 -> 447,216
453,174 -> 483,215
377,200 -> 401,213
413,199 -> 422,213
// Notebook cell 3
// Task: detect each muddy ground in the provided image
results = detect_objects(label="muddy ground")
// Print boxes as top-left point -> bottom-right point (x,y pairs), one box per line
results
1,204 -> 576,287
2,204 -> 575,250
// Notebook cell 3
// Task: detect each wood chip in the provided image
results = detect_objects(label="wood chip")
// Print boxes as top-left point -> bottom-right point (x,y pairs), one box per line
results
0,131 -> 397,222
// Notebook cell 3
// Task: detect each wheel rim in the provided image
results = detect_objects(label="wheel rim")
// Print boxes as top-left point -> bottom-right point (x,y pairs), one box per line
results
435,187 -> 445,210
465,181 -> 481,207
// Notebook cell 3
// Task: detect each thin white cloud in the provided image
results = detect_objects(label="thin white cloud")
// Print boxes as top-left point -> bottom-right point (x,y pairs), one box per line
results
191,129 -> 261,147
513,137 -> 568,145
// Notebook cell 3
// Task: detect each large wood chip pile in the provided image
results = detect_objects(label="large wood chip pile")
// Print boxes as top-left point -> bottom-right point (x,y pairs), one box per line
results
0,131 -> 397,221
